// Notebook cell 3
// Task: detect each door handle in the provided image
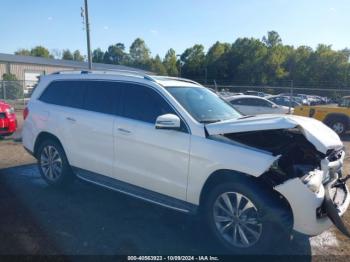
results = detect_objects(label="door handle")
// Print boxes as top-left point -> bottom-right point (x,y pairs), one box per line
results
66,117 -> 76,122
117,128 -> 131,134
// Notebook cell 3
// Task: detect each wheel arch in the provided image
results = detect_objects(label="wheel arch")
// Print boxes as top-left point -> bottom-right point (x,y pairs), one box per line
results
33,131 -> 65,158
198,169 -> 294,228
323,113 -> 349,125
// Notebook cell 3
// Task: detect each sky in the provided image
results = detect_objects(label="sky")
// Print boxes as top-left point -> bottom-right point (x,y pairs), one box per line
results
0,0 -> 349,58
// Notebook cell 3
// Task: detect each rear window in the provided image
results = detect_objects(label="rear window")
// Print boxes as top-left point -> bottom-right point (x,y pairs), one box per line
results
39,80 -> 120,115
39,81 -> 85,108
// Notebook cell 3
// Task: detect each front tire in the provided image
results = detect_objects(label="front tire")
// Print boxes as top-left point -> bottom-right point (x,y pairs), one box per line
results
37,139 -> 74,187
204,179 -> 291,254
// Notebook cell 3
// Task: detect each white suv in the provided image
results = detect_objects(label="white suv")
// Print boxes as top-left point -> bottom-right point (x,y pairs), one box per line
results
22,71 -> 350,253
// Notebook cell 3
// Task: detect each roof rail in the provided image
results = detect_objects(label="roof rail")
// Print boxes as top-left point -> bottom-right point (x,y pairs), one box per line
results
150,76 -> 202,86
51,69 -> 150,78
50,70 -> 201,86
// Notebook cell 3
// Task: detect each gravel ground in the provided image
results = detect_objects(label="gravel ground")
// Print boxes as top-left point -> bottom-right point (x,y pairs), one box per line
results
1,112 -> 350,258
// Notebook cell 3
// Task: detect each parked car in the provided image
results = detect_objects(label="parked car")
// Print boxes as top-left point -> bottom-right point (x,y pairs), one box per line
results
227,95 -> 290,115
243,90 -> 269,97
0,100 -> 17,138
22,71 -> 350,253
294,96 -> 350,135
267,96 -> 301,108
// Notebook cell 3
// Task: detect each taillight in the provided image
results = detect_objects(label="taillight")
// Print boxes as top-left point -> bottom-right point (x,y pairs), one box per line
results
23,107 -> 29,120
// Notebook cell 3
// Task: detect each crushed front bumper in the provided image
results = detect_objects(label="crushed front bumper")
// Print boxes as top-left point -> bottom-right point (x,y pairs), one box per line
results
320,175 -> 350,237
275,175 -> 350,236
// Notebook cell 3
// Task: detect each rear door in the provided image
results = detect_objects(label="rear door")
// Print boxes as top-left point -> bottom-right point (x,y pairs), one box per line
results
66,80 -> 120,177
39,80 -> 119,177
113,83 -> 191,200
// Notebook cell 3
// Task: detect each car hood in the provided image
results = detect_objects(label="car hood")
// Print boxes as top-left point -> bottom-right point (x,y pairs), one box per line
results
206,114 -> 342,154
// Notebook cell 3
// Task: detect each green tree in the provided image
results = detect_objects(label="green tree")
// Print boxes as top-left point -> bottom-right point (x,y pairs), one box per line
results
151,55 -> 167,75
287,46 -> 313,83
262,31 -> 282,48
92,48 -> 104,63
30,46 -> 51,58
206,41 -> 231,80
229,38 -> 268,84
62,49 -> 74,60
181,44 -> 206,79
104,43 -> 127,64
129,38 -> 151,69
1,73 -> 22,100
15,49 -> 31,56
73,50 -> 84,61
163,48 -> 178,76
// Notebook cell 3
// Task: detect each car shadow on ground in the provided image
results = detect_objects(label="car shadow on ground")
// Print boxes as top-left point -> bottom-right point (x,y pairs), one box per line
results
0,164 -> 312,259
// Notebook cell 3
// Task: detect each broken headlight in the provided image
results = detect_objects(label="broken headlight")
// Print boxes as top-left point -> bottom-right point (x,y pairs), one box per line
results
302,169 -> 324,193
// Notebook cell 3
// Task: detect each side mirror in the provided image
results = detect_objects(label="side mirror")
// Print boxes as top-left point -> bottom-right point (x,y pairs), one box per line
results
272,104 -> 278,108
155,114 -> 181,130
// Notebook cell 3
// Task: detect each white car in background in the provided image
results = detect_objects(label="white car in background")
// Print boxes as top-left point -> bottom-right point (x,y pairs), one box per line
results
226,95 -> 290,115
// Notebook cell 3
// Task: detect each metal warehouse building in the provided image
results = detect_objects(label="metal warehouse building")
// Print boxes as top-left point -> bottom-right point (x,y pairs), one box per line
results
0,53 -> 145,94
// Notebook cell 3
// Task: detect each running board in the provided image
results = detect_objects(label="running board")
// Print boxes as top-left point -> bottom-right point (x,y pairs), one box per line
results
73,167 -> 198,214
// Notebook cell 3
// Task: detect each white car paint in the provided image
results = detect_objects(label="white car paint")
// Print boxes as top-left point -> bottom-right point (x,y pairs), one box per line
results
205,114 -> 343,154
22,71 -> 349,238
227,95 -> 290,115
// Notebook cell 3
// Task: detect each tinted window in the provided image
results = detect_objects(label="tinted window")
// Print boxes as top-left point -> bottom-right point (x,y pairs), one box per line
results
122,84 -> 175,124
40,81 -> 85,108
233,98 -> 272,107
230,98 -> 255,106
83,81 -> 119,115
230,99 -> 243,105
253,98 -> 273,107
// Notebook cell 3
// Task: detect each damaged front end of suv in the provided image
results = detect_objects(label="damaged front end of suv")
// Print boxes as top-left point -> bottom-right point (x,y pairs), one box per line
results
206,114 -> 350,237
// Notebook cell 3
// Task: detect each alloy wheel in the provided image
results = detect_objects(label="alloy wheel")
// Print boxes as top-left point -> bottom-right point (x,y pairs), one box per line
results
332,122 -> 345,135
40,145 -> 63,182
213,192 -> 262,248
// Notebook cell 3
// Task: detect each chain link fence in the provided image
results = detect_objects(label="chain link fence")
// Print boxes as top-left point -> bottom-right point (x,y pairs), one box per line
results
0,80 -> 37,110
1,78 -> 350,111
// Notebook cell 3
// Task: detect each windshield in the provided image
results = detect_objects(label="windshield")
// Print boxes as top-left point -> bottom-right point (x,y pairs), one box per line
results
166,86 -> 242,123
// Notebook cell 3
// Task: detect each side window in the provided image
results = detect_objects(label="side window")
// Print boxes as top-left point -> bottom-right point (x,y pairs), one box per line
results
230,99 -> 243,105
236,98 -> 255,106
248,98 -> 272,107
83,81 -> 119,115
39,81 -> 85,108
122,84 -> 175,124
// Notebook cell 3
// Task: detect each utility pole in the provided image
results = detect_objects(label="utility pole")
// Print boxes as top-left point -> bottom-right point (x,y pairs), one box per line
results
289,80 -> 294,114
83,0 -> 92,70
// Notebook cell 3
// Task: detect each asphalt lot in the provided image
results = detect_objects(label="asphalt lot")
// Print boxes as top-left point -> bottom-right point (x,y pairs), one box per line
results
0,163 -> 314,256
0,113 -> 350,257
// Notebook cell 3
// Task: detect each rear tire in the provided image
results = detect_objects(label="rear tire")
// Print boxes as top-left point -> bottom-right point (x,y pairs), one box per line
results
326,118 -> 347,135
204,178 -> 291,254
37,139 -> 74,188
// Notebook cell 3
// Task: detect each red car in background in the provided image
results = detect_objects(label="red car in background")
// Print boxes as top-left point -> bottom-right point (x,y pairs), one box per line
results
0,100 -> 17,138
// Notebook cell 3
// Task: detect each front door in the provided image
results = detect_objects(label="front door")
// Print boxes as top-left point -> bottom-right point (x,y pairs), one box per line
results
113,83 -> 191,201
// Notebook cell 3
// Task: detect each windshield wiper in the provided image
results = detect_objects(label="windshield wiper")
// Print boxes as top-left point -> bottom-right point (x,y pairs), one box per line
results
238,115 -> 255,120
